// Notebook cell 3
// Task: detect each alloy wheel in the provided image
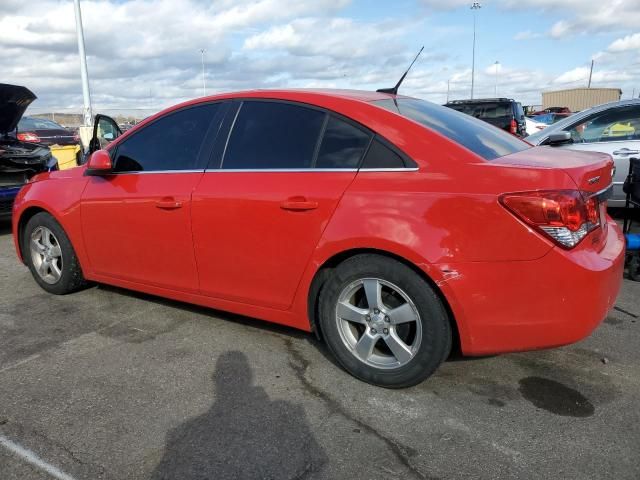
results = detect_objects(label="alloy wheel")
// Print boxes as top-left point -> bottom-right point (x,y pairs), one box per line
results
335,278 -> 422,369
30,226 -> 63,284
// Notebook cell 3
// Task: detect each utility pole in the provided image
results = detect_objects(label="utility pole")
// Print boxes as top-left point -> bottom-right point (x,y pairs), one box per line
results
470,2 -> 482,99
446,79 -> 450,103
587,60 -> 594,88
200,49 -> 206,97
494,61 -> 499,96
73,0 -> 92,127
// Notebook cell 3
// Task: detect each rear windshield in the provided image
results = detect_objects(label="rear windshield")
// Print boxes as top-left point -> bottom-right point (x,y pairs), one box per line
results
374,98 -> 529,160
18,117 -> 64,130
446,102 -> 512,118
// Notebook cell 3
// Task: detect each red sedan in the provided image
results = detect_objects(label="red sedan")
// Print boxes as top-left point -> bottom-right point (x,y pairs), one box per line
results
11,89 -> 624,388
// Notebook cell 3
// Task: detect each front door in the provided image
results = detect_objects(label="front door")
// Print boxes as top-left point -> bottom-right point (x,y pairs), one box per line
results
191,100 -> 372,310
560,104 -> 640,205
81,103 -> 224,292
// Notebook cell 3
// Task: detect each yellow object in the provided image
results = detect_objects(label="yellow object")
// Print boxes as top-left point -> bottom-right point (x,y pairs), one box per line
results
50,144 -> 81,170
603,122 -> 635,138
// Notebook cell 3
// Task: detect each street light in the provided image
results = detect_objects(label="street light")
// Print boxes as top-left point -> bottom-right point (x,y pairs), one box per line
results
73,0 -> 92,126
470,2 -> 482,99
200,48 -> 206,97
494,61 -> 499,96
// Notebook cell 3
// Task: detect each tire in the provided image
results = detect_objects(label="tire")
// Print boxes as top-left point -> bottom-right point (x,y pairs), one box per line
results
318,254 -> 451,388
22,212 -> 88,295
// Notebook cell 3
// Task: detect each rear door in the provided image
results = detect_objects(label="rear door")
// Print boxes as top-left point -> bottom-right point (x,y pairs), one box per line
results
191,100 -> 371,310
81,103 -> 224,291
559,104 -> 640,205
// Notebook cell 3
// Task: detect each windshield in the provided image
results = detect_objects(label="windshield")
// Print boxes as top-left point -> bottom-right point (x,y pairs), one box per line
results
374,98 -> 529,160
18,117 -> 64,131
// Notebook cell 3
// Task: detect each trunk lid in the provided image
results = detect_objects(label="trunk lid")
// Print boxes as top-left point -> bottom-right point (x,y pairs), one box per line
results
0,84 -> 37,135
493,145 -> 614,194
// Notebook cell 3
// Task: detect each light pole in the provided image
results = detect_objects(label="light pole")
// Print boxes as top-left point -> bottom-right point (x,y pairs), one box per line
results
470,2 -> 482,99
73,0 -> 92,126
200,49 -> 206,97
494,61 -> 499,96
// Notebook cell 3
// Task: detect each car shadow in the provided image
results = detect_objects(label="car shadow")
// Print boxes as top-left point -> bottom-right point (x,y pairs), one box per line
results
150,350 -> 327,480
0,219 -> 12,235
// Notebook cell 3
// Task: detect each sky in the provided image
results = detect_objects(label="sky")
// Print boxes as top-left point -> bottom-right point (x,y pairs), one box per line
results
1,0 -> 639,116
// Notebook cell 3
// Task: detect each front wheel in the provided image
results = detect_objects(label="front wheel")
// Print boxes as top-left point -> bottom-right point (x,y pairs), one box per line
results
318,254 -> 452,388
22,212 -> 88,295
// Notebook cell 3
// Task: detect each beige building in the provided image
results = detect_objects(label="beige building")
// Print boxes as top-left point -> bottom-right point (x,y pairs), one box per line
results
542,87 -> 622,112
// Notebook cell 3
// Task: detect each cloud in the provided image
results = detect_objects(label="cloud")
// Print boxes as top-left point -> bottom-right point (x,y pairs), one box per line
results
607,32 -> 640,52
513,31 -> 543,41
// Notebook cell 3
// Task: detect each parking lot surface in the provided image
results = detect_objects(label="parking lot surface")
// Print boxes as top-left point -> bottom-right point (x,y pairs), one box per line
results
0,220 -> 639,480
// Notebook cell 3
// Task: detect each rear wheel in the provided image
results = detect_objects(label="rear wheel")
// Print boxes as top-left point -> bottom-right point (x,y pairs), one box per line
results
318,254 -> 451,388
23,212 -> 88,294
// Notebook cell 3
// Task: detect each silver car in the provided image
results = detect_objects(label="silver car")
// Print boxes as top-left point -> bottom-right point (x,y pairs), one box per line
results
526,99 -> 640,207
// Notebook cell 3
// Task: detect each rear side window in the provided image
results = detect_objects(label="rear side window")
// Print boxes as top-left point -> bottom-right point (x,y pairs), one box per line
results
315,116 -> 371,169
375,98 -> 529,160
361,138 -> 406,169
113,103 -> 219,172
223,101 -> 325,169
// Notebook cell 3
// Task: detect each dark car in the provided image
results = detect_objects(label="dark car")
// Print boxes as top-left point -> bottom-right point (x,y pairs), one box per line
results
444,98 -> 527,137
0,84 -> 57,218
17,116 -> 78,146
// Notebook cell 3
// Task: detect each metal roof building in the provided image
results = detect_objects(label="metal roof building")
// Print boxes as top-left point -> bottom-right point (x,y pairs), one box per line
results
542,87 -> 622,111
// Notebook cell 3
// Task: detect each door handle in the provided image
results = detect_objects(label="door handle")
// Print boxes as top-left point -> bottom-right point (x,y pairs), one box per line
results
613,148 -> 640,156
280,197 -> 318,211
156,197 -> 182,210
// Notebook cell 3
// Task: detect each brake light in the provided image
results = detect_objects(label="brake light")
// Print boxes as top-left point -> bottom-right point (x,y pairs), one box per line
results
17,132 -> 41,142
500,190 -> 600,248
510,119 -> 517,134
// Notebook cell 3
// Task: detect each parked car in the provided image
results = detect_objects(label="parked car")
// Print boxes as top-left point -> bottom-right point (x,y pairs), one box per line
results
525,117 -> 546,136
444,98 -> 527,137
526,99 -> 640,207
529,112 -> 571,125
12,89 -> 623,387
0,84 -> 57,219
530,107 -> 572,116
17,116 -> 79,146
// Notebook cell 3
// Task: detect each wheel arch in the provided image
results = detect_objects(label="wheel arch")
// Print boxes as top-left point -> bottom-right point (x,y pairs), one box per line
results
306,247 -> 461,354
16,206 -> 51,263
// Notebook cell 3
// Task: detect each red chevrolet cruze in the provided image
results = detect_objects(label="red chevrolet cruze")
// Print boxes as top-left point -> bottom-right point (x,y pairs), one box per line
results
12,89 -> 624,387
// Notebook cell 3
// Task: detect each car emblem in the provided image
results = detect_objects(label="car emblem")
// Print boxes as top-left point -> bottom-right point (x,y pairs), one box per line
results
588,176 -> 600,185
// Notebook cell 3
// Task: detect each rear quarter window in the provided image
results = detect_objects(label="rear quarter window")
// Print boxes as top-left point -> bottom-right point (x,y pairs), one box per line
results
375,98 -> 529,160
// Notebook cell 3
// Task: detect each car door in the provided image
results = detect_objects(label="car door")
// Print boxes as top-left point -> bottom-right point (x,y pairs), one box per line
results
81,103 -> 225,292
191,100 -> 372,310
559,104 -> 640,206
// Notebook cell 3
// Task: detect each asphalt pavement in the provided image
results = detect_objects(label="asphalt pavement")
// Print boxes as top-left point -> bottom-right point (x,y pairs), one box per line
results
0,220 -> 638,480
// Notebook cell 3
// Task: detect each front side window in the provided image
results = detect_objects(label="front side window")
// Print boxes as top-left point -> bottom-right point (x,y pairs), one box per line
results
222,101 -> 325,169
113,103 -> 219,172
375,98 -> 529,160
565,106 -> 640,143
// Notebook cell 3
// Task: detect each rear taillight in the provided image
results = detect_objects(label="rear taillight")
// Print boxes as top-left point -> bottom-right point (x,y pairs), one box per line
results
500,190 -> 600,248
510,119 -> 517,134
17,132 -> 41,142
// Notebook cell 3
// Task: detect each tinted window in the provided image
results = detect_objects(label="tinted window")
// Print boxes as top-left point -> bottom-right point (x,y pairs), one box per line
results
113,103 -> 219,172
315,116 -> 371,168
361,138 -> 406,169
446,102 -> 512,118
223,101 -> 325,169
375,98 -> 529,160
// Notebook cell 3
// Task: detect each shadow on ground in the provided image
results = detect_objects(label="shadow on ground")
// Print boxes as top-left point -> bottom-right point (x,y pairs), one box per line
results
150,351 -> 327,480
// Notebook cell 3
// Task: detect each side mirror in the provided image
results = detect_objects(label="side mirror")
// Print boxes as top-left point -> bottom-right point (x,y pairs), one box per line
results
85,149 -> 113,176
547,131 -> 572,146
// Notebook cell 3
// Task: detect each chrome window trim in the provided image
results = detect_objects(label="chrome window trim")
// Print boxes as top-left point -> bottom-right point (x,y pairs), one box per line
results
109,169 -> 205,175
202,167 -> 419,173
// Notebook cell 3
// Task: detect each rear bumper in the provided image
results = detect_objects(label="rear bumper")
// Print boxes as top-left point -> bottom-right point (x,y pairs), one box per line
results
440,218 -> 625,355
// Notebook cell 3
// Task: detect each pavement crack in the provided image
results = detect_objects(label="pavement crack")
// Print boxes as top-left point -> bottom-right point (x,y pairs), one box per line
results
283,337 -> 438,480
